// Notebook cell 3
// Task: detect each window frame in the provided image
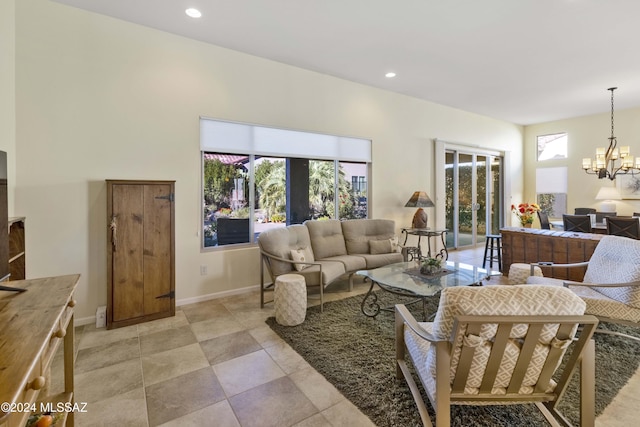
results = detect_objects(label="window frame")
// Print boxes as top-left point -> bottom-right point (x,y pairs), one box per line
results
200,119 -> 371,251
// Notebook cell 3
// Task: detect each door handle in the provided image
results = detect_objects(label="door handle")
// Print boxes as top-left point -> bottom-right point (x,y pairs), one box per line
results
110,216 -> 117,251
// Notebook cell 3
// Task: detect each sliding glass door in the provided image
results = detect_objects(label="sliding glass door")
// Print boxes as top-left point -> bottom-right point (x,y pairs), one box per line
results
445,149 -> 503,249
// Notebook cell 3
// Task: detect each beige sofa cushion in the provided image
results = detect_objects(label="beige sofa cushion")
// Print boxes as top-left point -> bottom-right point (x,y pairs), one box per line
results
426,285 -> 586,394
295,261 -> 346,287
357,253 -> 404,269
305,219 -> 347,259
341,219 -> 396,254
369,239 -> 392,254
258,225 -> 313,276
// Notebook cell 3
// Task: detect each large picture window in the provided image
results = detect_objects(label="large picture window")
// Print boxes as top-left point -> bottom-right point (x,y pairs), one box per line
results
201,119 -> 371,248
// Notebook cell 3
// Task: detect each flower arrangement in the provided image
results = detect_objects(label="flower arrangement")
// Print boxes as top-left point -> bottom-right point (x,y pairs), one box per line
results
511,203 -> 540,226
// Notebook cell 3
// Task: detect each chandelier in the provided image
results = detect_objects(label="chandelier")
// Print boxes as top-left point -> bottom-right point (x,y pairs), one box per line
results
582,87 -> 640,180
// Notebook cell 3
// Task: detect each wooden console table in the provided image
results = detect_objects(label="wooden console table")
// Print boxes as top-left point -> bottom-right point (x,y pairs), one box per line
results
501,227 -> 603,281
0,275 -> 79,427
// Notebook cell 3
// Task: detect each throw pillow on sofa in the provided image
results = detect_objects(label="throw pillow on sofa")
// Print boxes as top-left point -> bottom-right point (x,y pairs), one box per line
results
389,236 -> 399,252
291,247 -> 314,271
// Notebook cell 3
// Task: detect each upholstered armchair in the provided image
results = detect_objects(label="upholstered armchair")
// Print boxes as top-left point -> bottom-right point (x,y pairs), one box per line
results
528,235 -> 640,342
395,285 -> 598,427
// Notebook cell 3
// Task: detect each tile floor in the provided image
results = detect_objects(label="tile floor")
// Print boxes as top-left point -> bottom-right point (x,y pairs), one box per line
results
50,246 -> 640,426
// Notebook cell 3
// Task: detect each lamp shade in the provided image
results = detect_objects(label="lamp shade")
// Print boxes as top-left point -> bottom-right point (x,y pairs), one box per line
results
595,186 -> 622,201
405,191 -> 434,229
404,191 -> 435,208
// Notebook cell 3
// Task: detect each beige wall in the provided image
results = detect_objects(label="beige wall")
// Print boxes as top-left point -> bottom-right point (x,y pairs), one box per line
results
524,106 -> 640,216
0,0 -> 16,214
14,0 -> 523,321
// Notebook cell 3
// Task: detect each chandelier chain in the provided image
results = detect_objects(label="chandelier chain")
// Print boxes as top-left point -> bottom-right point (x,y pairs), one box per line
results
610,87 -> 615,139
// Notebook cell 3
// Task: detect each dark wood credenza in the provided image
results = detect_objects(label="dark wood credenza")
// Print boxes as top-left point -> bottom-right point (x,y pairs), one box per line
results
501,227 -> 604,282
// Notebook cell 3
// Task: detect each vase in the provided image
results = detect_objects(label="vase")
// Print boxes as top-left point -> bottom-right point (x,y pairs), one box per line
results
522,223 -> 532,228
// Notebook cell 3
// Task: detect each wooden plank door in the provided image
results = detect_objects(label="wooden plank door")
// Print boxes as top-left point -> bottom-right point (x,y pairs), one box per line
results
107,180 -> 175,328
111,183 -> 145,323
143,183 -> 173,316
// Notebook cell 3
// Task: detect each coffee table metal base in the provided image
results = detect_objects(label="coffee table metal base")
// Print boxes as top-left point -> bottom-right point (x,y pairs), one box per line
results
358,261 -> 493,321
360,280 -> 428,320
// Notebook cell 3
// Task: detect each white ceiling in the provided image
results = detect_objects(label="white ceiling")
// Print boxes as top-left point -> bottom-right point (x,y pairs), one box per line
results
51,0 -> 640,125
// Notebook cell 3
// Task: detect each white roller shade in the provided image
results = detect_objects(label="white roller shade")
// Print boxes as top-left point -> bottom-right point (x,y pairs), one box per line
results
200,118 -> 371,162
536,167 -> 567,193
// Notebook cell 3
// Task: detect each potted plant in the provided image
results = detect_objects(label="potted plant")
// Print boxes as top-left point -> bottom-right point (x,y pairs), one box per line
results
420,256 -> 443,275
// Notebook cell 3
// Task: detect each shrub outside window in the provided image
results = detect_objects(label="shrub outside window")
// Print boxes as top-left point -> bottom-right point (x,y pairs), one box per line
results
202,153 -> 368,248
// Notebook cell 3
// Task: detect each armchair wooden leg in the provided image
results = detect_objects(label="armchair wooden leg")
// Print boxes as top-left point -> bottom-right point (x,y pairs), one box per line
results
435,341 -> 451,427
580,339 -> 596,427
395,307 -> 405,379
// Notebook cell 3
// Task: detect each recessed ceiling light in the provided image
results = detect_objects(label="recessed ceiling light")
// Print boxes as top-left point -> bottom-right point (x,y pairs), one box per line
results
385,72 -> 396,78
185,8 -> 202,18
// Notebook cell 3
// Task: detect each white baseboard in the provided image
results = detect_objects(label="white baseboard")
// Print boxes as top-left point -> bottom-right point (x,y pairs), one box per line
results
75,315 -> 97,326
73,284 -> 260,328
176,284 -> 259,306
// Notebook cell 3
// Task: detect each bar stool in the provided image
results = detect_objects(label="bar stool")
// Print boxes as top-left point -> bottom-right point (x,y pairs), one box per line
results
482,234 -> 502,272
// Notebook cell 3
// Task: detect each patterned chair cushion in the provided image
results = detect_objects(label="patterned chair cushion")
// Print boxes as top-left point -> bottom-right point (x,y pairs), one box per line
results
526,275 -> 640,322
570,284 -> 640,323
583,235 -> 640,308
424,285 -> 586,395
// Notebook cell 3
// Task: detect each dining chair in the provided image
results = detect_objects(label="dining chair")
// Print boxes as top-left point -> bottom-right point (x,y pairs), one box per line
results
595,211 -> 617,223
562,214 -> 592,233
606,216 -> 640,239
574,207 -> 596,215
537,211 -> 550,230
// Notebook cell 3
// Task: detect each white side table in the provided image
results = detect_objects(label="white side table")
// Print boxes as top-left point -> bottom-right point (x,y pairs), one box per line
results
274,274 -> 307,326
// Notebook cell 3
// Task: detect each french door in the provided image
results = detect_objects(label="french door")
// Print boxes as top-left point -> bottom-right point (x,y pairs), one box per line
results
445,149 -> 503,249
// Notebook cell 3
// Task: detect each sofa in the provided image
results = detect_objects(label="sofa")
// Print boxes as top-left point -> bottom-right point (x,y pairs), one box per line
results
258,218 -> 404,310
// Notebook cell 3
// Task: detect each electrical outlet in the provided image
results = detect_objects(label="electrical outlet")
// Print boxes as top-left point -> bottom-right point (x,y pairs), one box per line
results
96,306 -> 107,328
200,265 -> 208,276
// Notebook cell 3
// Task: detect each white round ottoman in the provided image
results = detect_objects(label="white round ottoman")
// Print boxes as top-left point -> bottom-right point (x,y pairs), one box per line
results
508,263 -> 543,285
274,274 -> 307,326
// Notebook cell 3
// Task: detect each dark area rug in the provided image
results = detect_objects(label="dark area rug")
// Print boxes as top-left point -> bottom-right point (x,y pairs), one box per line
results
266,292 -> 640,427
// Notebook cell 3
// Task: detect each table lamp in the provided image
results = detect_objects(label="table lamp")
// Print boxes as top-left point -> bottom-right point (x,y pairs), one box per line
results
595,185 -> 621,213
405,191 -> 435,228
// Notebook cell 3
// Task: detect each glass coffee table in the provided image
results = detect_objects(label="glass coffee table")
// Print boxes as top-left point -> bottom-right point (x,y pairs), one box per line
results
357,261 -> 496,320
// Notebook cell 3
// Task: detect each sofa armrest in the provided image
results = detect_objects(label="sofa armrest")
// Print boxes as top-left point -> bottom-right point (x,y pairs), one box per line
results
530,261 -> 589,275
260,250 -> 324,288
564,280 -> 640,289
259,250 -> 321,268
